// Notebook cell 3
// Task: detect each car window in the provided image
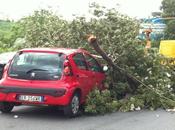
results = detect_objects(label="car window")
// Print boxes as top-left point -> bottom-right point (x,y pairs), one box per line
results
73,53 -> 87,70
8,52 -> 65,80
84,54 -> 103,72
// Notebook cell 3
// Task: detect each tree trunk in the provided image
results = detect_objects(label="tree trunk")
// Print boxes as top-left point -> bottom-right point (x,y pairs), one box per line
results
87,35 -> 139,90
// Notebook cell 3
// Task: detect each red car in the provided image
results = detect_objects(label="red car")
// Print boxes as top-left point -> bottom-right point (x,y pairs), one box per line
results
0,48 -> 106,117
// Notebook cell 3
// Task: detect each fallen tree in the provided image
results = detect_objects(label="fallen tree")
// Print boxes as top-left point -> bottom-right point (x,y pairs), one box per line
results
85,34 -> 175,113
87,34 -> 139,91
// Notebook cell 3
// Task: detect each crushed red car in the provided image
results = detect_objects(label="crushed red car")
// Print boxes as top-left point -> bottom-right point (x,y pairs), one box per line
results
0,48 -> 106,117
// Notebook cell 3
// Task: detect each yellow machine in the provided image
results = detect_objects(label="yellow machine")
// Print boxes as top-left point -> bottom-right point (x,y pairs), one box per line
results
159,40 -> 175,58
159,40 -> 175,64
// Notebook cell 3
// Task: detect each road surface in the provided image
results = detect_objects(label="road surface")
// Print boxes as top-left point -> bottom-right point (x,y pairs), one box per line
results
0,106 -> 175,130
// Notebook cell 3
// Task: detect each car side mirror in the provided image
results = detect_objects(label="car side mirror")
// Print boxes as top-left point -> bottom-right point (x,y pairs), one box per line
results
103,65 -> 108,72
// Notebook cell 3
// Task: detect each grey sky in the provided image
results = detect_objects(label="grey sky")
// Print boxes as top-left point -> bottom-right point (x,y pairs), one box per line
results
0,0 -> 162,20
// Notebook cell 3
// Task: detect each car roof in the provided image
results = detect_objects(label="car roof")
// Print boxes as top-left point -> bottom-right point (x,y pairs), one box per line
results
20,48 -> 90,55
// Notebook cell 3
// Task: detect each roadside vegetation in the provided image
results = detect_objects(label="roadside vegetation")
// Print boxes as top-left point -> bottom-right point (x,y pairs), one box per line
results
0,2 -> 175,114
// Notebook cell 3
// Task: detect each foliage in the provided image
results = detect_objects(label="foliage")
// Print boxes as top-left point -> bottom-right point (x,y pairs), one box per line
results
151,41 -> 160,48
0,20 -> 13,31
17,10 -> 69,48
85,48 -> 175,113
161,0 -> 175,40
118,96 -> 144,112
164,20 -> 175,40
161,0 -> 175,17
14,5 -> 139,53
0,20 -> 23,52
85,88 -> 119,114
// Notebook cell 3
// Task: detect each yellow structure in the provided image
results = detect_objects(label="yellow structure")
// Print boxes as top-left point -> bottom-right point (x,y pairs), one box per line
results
159,40 -> 175,58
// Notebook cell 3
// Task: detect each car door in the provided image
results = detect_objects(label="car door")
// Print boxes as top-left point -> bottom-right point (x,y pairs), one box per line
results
84,53 -> 105,90
71,53 -> 95,100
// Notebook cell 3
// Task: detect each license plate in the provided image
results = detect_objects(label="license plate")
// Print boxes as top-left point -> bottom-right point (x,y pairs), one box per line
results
18,95 -> 43,102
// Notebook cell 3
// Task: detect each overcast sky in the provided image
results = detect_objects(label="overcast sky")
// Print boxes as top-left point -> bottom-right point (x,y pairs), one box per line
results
0,0 -> 162,20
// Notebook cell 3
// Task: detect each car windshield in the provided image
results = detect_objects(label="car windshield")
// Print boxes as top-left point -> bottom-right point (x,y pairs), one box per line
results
8,52 -> 65,80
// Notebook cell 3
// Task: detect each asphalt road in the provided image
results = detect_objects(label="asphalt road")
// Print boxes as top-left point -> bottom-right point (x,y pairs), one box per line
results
0,106 -> 175,130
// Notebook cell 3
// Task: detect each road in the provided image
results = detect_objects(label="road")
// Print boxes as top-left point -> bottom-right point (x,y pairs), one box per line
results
0,106 -> 175,130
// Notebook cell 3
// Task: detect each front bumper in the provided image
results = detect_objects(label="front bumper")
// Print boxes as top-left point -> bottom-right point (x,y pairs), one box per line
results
0,86 -> 71,106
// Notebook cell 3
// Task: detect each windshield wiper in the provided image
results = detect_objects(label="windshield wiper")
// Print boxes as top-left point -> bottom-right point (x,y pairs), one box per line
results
26,68 -> 48,74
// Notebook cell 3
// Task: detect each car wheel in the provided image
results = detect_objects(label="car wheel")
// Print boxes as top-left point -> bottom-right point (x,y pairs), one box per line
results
64,93 -> 80,117
0,102 -> 14,113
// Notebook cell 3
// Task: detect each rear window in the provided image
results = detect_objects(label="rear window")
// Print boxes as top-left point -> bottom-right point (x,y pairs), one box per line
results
8,52 -> 65,80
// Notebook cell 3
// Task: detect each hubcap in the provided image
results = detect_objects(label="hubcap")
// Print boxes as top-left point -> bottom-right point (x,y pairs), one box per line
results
71,96 -> 79,114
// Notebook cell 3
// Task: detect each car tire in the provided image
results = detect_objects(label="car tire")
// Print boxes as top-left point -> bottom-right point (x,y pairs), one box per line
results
0,102 -> 14,113
64,93 -> 80,117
